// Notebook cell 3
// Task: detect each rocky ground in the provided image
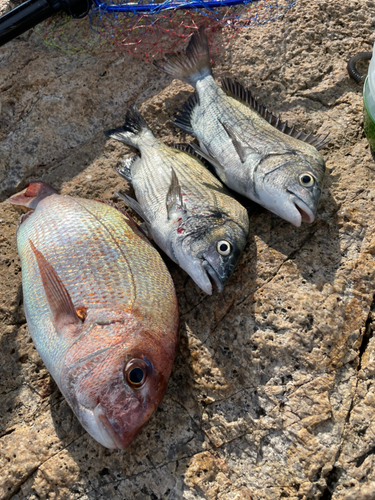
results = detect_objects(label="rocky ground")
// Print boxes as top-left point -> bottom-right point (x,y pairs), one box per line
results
1,0 -> 375,498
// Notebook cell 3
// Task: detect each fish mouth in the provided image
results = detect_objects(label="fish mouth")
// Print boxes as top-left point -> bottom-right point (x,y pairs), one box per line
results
293,198 -> 315,224
286,193 -> 315,227
202,260 -> 225,294
93,403 -> 129,450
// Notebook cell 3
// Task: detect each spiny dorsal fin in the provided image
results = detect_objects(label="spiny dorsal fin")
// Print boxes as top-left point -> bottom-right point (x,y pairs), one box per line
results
173,142 -> 208,165
173,92 -> 200,136
166,168 -> 185,219
173,142 -> 223,180
187,142 -> 225,174
221,77 -> 329,151
116,191 -> 150,225
96,199 -> 150,243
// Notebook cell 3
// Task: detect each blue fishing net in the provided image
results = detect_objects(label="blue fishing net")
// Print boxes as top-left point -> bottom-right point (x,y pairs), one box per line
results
35,0 -> 297,59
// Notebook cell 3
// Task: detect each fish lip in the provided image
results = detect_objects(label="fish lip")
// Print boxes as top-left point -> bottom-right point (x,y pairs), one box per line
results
285,191 -> 315,226
93,403 -> 128,450
202,260 -> 225,293
292,197 -> 315,224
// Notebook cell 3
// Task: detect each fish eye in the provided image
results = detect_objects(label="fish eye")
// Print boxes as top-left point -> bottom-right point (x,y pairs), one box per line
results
299,172 -> 315,187
217,240 -> 232,256
124,359 -> 148,388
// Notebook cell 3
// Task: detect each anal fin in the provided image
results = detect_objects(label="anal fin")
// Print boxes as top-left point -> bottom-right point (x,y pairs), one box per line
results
173,92 -> 200,136
114,154 -> 139,185
29,240 -> 81,338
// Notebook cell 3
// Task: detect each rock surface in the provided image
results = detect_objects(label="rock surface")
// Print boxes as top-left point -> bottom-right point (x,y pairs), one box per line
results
1,0 -> 375,498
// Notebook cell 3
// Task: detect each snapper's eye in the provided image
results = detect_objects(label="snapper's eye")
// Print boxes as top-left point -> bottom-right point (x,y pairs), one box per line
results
299,172 -> 315,187
217,240 -> 232,256
124,359 -> 149,388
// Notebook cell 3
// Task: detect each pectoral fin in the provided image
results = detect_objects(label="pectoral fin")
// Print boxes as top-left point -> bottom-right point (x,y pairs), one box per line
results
29,240 -> 81,337
166,168 -> 185,219
219,120 -> 258,163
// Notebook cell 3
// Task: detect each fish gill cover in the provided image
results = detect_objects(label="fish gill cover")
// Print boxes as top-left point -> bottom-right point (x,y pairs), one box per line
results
34,0 -> 296,60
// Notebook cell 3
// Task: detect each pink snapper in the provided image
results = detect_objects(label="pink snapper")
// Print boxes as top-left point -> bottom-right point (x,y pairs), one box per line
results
8,182 -> 179,449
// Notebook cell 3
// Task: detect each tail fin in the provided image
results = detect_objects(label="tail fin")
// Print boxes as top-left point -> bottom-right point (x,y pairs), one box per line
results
153,25 -> 211,88
7,182 -> 58,209
104,105 -> 150,148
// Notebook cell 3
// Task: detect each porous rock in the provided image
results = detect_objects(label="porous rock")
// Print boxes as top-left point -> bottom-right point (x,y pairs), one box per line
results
1,0 -> 375,499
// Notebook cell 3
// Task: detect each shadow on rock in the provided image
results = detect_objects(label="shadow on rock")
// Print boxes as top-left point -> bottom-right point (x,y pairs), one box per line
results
255,177 -> 341,288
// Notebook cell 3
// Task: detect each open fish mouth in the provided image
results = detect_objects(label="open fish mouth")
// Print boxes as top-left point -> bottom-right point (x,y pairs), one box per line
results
285,193 -> 315,226
293,198 -> 315,224
93,403 -> 128,449
202,260 -> 225,293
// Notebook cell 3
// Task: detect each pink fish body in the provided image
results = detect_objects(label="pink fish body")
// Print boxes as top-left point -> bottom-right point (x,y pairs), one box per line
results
8,182 -> 179,449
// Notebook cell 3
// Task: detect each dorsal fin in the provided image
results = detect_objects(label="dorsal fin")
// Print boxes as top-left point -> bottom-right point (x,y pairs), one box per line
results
221,78 -> 329,151
173,142 -> 209,165
115,192 -> 150,224
173,92 -> 200,136
173,143 -> 222,179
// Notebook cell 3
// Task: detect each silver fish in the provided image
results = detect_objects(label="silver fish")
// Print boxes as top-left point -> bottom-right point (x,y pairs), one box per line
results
104,105 -> 249,295
154,26 -> 328,227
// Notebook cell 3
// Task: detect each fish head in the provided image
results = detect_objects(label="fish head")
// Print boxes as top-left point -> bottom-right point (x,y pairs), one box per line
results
259,152 -> 326,227
61,311 -> 176,449
174,216 -> 248,294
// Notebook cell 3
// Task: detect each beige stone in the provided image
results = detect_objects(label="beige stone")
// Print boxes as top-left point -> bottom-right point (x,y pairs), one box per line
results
2,0 -> 375,498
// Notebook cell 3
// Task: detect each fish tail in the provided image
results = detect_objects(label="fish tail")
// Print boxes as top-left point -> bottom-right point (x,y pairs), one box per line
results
7,182 -> 58,209
104,105 -> 150,148
153,25 -> 211,88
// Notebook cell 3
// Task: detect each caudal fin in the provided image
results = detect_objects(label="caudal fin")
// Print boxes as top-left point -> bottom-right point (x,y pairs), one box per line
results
153,25 -> 211,88
7,182 -> 58,209
104,105 -> 150,148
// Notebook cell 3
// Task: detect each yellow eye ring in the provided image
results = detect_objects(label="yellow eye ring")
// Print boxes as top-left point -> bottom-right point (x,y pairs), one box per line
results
124,359 -> 149,388
217,240 -> 232,256
299,172 -> 315,187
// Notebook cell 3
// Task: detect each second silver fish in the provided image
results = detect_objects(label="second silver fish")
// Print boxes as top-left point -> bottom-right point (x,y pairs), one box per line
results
105,105 -> 249,295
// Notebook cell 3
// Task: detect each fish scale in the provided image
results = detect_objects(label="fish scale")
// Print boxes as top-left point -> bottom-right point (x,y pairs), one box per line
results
134,146 -> 224,219
10,184 -> 178,449
18,195 -> 178,378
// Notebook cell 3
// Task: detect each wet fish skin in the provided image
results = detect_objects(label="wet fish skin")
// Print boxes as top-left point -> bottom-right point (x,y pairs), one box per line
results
8,182 -> 179,449
153,26 -> 326,227
105,105 -> 249,295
